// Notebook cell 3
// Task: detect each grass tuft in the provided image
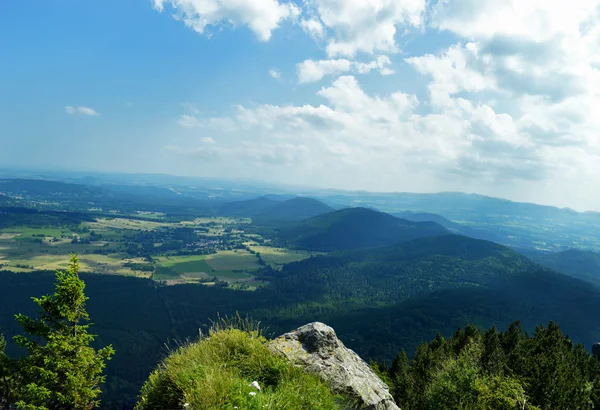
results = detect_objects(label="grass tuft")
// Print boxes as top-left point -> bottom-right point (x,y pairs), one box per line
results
135,320 -> 342,410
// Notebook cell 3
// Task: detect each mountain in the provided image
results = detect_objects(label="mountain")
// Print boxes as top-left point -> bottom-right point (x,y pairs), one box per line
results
276,207 -> 449,251
310,191 -> 600,251
261,235 -> 600,360
394,211 -> 506,244
217,196 -> 278,217
520,248 -> 600,288
218,196 -> 334,224
252,197 -> 334,225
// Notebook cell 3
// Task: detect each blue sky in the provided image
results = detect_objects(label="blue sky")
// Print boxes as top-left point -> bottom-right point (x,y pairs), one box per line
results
1,0 -> 600,210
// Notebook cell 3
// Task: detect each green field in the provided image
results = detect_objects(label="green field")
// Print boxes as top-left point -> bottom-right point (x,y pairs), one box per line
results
206,250 -> 261,270
248,245 -> 315,267
154,251 -> 260,284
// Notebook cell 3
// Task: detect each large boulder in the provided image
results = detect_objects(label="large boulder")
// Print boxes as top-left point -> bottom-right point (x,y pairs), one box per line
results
267,322 -> 400,410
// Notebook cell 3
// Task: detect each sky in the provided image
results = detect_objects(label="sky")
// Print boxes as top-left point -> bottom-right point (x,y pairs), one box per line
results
1,0 -> 600,211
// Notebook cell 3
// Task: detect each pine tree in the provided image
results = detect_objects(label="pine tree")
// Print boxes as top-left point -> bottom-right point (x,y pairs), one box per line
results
0,333 -> 17,410
13,255 -> 114,410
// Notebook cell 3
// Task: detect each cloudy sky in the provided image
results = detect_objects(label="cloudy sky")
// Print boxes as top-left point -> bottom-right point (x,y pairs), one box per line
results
2,0 -> 600,210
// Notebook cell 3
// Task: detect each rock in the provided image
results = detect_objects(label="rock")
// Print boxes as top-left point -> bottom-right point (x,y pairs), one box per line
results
267,322 -> 400,410
593,342 -> 600,358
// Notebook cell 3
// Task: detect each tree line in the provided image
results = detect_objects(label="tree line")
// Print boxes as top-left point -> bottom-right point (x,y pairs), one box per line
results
373,322 -> 600,409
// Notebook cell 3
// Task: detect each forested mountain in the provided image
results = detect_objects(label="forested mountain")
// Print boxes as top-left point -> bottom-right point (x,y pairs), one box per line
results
217,196 -> 279,217
521,248 -> 600,288
276,207 -> 449,251
317,191 -> 600,251
218,196 -> 333,224
252,197 -> 334,225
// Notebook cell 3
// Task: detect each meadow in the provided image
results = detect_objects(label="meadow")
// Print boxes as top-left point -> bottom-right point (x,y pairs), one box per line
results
154,250 -> 262,284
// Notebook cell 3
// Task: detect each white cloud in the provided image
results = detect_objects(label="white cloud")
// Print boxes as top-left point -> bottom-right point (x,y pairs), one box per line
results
303,0 -> 427,57
160,0 -> 600,209
152,0 -> 300,41
300,18 -> 325,39
65,106 -> 100,116
202,137 -> 216,144
297,55 -> 394,83
269,69 -> 281,79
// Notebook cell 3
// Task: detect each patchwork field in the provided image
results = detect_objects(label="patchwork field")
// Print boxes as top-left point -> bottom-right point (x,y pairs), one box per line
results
247,245 -> 316,268
0,216 -> 293,289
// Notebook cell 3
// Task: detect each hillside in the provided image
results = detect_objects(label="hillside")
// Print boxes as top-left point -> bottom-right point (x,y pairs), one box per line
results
218,196 -> 333,224
252,197 -> 334,225
276,207 -> 449,251
217,196 -> 278,217
262,236 -> 600,360
264,235 -> 538,314
521,248 -> 600,288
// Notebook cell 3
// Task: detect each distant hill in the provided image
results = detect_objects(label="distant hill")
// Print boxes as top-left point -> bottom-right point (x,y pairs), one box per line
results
253,197 -> 334,225
394,211 -> 506,244
217,196 -> 278,217
218,196 -> 333,224
0,178 -> 97,197
277,207 -> 449,251
311,191 -> 600,251
520,248 -> 600,288
0,178 -> 213,216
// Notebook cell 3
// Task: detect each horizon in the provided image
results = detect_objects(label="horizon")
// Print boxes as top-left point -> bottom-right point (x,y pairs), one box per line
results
1,166 -> 598,213
2,1 -> 600,210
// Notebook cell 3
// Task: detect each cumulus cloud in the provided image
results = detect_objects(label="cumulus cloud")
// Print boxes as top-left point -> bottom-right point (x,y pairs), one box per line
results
65,106 -> 100,116
152,0 -> 300,41
161,0 -> 600,209
202,137 -> 216,144
300,18 -> 325,39
302,0 -> 427,57
297,56 -> 394,83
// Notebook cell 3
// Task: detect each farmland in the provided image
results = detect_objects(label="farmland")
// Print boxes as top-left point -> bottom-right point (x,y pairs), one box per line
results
0,213 -> 310,289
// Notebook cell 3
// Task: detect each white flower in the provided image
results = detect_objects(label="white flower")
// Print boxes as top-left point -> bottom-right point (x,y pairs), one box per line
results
183,404 -> 190,408
249,381 -> 261,390
249,391 -> 257,396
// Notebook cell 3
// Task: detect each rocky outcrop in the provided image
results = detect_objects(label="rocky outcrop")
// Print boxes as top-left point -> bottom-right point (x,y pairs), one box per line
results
267,322 -> 400,410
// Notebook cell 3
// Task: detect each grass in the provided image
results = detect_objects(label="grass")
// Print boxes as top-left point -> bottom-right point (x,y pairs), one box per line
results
135,319 -> 343,410
154,253 -> 259,283
156,255 -> 214,274
205,250 -> 261,271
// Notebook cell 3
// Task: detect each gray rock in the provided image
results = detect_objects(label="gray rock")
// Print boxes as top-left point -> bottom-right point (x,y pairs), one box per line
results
267,322 -> 400,410
593,342 -> 600,358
